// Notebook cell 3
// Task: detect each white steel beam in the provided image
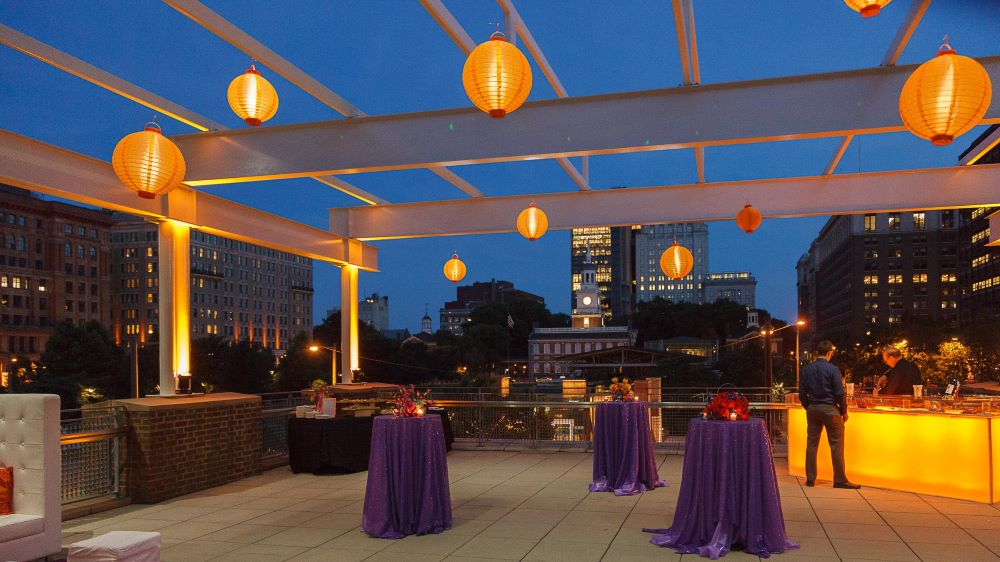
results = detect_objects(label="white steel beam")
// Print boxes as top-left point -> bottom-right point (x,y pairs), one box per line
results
0,22 -> 385,205
329,163 -> 1000,240
171,57 -> 1000,184
670,0 -> 693,86
419,0 -> 476,55
0,23 -> 225,132
959,126 -> 1000,166
0,129 -> 378,270
824,134 -> 855,175
163,0 -> 364,118
682,0 -> 700,85
164,0 -> 481,198
428,167 -> 483,198
497,0 -> 568,97
694,146 -> 705,183
881,0 -> 932,67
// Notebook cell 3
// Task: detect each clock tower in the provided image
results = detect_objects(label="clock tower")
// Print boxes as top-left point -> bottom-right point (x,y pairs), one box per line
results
572,246 -> 604,329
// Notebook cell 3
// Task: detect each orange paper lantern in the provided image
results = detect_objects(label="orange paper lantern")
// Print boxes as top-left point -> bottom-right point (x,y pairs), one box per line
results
227,63 -> 279,126
516,202 -> 549,240
736,203 -> 763,234
443,253 -> 467,283
111,122 -> 186,200
899,41 -> 992,146
462,32 -> 532,118
844,0 -> 892,18
660,241 -> 694,281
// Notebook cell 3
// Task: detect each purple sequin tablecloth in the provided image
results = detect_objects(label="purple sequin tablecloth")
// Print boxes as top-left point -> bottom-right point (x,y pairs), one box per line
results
645,418 -> 798,559
361,414 -> 452,539
589,401 -> 666,495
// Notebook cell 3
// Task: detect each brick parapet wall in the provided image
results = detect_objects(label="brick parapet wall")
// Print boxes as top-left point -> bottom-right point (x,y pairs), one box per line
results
112,393 -> 261,503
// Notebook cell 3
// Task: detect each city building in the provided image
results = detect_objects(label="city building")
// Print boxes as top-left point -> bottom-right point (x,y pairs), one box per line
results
110,218 -> 313,354
358,293 -> 389,333
644,336 -> 717,361
439,279 -> 544,334
634,222 -> 709,304
570,222 -> 637,320
403,310 -> 436,346
0,185 -> 114,372
958,125 -> 1000,328
530,252 -> 636,379
703,272 -> 757,308
796,211 -> 960,343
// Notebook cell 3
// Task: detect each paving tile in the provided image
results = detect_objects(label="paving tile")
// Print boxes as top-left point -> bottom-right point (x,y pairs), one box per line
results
156,520 -> 233,541
930,502 -> 1000,516
906,540 -> 1000,561
967,528 -> 1000,548
383,531 -> 476,556
297,512 -> 362,530
476,519 -> 557,541
212,543 -> 309,561
820,522 -> 895,541
287,548 -> 371,562
816,509 -> 885,525
243,508 -> 326,527
831,538 -> 919,561
190,507 -> 272,524
525,538 -> 607,561
602,543 -> 683,561
868,499 -> 938,513
451,536 -> 540,560
879,511 -> 958,528
947,514 -> 1000,530
198,523 -> 287,544
451,504 -> 513,521
92,518 -> 177,533
160,539 -> 243,562
545,521 -> 619,544
891,525 -> 979,545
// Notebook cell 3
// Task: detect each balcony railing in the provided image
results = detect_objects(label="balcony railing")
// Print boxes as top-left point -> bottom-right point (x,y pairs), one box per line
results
60,406 -> 126,506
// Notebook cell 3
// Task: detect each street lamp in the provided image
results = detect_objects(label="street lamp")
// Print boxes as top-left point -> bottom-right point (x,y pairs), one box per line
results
309,344 -> 339,385
795,320 -> 806,389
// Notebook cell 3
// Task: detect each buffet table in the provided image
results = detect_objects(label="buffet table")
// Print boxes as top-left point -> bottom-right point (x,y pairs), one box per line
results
288,407 -> 453,474
788,402 -> 1000,503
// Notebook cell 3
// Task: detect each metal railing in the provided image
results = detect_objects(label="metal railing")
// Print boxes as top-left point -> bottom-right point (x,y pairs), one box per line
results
60,406 -> 126,505
260,392 -> 309,466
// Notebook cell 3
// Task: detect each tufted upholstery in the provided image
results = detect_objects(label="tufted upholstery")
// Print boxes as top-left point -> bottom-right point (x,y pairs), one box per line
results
0,394 -> 61,562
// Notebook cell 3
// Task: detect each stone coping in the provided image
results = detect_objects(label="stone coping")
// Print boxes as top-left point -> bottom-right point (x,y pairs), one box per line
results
109,392 -> 260,411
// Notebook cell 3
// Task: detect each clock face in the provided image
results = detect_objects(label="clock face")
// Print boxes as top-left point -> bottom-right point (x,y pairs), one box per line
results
582,296 -> 593,306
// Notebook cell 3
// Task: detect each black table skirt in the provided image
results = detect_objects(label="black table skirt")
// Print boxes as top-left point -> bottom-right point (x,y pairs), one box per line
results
288,408 -> 454,474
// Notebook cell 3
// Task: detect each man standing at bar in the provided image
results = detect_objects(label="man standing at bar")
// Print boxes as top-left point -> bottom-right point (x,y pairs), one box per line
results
799,340 -> 860,489
878,347 -> 922,395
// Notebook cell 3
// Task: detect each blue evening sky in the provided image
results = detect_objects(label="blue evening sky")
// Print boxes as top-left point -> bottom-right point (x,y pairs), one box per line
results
2,1 -> 998,333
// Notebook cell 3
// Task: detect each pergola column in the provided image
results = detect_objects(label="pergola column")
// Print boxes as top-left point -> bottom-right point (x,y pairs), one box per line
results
158,220 -> 191,395
340,265 -> 359,383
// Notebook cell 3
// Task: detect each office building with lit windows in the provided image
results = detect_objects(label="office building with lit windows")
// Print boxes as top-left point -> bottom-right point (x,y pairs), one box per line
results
110,218 -> 313,354
703,272 -> 756,308
0,185 -> 114,371
796,211 -> 959,343
957,126 -> 1000,329
634,223 -> 709,304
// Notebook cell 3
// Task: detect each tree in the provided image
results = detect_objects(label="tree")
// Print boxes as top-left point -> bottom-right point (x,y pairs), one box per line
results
35,320 -> 127,408
275,332 -> 330,391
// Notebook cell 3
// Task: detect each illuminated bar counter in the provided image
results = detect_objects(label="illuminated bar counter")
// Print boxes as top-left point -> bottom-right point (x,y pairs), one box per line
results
786,396 -> 999,503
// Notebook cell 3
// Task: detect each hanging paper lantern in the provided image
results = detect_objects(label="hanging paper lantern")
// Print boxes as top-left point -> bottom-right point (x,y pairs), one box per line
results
735,203 -> 763,234
227,63 -> 279,126
659,241 -> 694,281
443,253 -> 467,283
844,0 -> 892,18
516,202 -> 549,240
899,41 -> 992,146
111,121 -> 186,200
462,32 -> 532,118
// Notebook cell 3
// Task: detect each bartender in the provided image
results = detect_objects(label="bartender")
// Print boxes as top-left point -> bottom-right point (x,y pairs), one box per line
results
877,346 -> 922,395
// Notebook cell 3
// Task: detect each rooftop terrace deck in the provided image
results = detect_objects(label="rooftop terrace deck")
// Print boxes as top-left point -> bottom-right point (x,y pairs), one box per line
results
60,450 -> 1000,561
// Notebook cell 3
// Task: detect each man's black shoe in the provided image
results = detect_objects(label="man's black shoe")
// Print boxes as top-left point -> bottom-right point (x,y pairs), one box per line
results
805,481 -> 815,487
833,482 -> 861,489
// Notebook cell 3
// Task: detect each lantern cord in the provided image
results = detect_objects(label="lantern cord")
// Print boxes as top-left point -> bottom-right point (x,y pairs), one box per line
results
940,35 -> 951,52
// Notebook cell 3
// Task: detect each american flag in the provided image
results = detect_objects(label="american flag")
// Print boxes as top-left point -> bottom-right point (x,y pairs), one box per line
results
506,314 -> 514,329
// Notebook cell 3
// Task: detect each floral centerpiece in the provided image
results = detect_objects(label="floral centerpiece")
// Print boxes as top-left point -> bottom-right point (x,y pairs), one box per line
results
609,377 -> 636,401
392,385 -> 428,417
702,390 -> 751,421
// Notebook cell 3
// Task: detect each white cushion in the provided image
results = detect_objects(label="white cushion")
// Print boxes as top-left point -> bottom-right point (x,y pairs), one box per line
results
68,530 -> 161,562
0,513 -> 44,542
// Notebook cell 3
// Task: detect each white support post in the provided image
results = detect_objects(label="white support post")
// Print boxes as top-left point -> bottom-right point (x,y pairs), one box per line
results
157,220 -> 191,395
340,265 -> 359,384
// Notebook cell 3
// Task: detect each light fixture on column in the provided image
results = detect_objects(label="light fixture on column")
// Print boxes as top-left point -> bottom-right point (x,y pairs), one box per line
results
735,203 -> 763,234
227,63 -> 279,126
844,0 -> 892,18
463,30 -> 532,118
516,202 -> 549,240
443,253 -> 467,283
111,120 -> 186,199
659,240 -> 694,281
899,38 -> 992,146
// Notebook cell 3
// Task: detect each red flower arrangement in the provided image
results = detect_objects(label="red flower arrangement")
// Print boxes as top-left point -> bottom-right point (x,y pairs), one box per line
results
392,385 -> 428,418
702,390 -> 751,421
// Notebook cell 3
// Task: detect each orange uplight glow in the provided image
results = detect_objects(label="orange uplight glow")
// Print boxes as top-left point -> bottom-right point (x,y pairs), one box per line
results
788,408 -> 998,503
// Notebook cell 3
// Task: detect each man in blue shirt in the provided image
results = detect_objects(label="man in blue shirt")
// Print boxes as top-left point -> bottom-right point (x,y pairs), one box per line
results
798,340 -> 860,489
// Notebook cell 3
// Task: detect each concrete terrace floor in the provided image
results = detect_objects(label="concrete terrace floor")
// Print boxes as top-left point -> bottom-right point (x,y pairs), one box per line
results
61,450 -> 1000,562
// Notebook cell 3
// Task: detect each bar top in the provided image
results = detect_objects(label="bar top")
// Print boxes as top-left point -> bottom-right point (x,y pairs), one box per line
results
785,394 -> 1000,419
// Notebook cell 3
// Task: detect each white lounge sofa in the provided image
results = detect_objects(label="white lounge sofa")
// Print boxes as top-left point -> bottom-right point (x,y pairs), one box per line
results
0,394 -> 61,562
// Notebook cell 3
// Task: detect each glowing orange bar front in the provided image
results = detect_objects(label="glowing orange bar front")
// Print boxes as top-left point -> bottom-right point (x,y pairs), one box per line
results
788,408 -> 998,503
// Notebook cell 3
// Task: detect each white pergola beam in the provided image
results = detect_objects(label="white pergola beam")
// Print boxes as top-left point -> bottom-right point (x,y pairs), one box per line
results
170,57 -> 1000,184
670,0 -> 693,86
0,129 -> 378,270
497,0 -> 568,97
419,0 -> 476,55
824,134 -> 855,175
881,0 -> 932,67
0,23 -> 224,132
428,167 -> 483,198
329,163 -> 1000,240
960,126 -> 1000,166
163,0 -> 364,118
694,146 -> 705,183
682,0 -> 700,85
